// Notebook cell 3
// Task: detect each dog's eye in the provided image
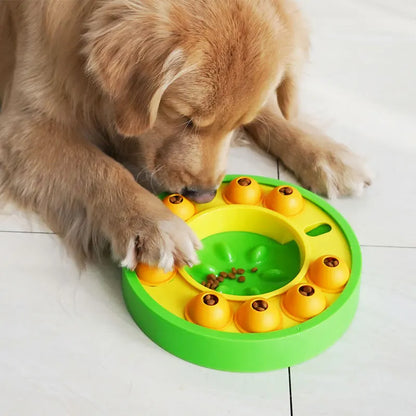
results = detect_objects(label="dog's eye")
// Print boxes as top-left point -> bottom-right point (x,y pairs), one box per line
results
185,118 -> 194,129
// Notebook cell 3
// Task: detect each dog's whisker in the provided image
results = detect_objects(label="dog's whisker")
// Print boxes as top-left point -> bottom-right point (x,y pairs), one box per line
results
149,164 -> 165,193
135,166 -> 149,183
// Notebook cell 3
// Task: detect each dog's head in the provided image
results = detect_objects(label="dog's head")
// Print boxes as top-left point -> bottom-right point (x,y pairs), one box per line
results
85,0 -> 308,202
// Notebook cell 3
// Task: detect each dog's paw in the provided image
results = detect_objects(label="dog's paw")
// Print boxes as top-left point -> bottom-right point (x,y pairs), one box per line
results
119,213 -> 202,271
299,143 -> 373,198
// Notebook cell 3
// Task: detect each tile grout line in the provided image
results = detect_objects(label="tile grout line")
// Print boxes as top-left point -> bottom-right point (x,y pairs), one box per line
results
288,367 -> 294,416
360,244 -> 416,249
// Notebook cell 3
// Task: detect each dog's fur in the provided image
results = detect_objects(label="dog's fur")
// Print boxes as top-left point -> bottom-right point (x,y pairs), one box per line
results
0,0 -> 371,270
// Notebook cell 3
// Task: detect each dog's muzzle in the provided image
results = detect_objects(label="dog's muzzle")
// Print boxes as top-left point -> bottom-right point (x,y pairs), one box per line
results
182,188 -> 217,203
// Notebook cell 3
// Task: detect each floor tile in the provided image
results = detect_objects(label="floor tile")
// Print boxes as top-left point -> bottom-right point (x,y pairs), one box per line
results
289,246 -> 416,416
0,233 -> 291,416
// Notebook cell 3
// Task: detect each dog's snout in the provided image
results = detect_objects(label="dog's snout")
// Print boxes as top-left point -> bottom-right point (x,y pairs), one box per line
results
182,187 -> 217,203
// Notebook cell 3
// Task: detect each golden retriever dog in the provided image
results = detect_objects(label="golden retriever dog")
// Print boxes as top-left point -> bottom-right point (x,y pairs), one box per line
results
0,0 -> 371,270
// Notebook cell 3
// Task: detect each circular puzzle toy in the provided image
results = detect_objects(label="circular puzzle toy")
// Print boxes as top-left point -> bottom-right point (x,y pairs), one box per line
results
122,175 -> 361,372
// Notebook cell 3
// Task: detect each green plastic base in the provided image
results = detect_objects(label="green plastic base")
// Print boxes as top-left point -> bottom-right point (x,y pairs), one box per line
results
122,175 -> 361,372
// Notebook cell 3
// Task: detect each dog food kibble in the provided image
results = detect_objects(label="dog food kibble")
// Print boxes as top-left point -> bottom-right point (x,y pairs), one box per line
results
252,300 -> 268,311
324,257 -> 339,267
203,294 -> 219,306
201,266 -> 259,290
169,195 -> 184,204
279,186 -> 293,195
299,285 -> 315,296
237,177 -> 251,186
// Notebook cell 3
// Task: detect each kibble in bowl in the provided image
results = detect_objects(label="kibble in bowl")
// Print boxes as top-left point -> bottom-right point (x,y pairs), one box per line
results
203,294 -> 219,306
252,300 -> 268,311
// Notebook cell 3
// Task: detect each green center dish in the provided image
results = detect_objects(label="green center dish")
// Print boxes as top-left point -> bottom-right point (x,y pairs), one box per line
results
187,231 -> 300,296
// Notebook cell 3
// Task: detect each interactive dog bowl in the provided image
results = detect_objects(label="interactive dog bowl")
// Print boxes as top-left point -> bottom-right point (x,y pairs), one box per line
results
122,175 -> 361,372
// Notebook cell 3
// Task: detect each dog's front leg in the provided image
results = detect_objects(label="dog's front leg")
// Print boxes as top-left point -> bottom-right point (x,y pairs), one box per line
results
0,114 -> 200,269
245,105 -> 372,198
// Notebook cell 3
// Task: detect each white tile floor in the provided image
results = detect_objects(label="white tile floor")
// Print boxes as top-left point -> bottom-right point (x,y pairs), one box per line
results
1,1 -> 415,415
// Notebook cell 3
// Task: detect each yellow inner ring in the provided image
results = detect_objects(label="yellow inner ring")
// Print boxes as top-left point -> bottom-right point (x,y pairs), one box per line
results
179,205 -> 309,301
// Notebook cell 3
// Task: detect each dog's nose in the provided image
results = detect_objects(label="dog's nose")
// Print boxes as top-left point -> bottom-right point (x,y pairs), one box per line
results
182,188 -> 217,203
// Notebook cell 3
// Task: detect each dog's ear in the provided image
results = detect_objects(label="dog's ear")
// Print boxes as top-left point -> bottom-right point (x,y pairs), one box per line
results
276,71 -> 299,120
111,49 -> 186,136
85,9 -> 187,136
